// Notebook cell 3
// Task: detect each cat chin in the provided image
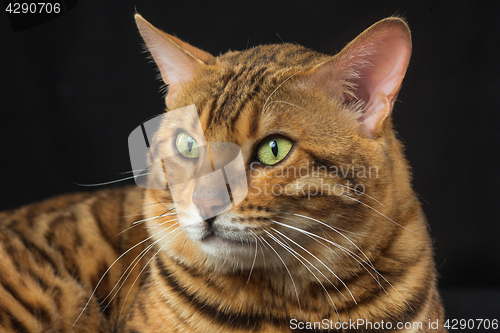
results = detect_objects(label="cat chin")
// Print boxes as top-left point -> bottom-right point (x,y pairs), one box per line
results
182,237 -> 308,273
162,241 -> 260,274
193,230 -> 259,263
161,228 -> 340,276
176,247 -> 285,274
160,232 -> 276,273
164,212 -> 330,273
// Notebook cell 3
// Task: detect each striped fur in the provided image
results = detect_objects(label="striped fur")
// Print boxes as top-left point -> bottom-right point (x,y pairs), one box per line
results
0,187 -> 152,332
0,16 -> 445,332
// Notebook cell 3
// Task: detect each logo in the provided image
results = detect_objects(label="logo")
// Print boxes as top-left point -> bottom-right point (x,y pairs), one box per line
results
128,105 -> 248,222
3,1 -> 79,33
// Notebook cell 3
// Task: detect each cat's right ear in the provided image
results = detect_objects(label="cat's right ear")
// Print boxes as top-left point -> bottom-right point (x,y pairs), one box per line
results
135,14 -> 215,106
300,17 -> 411,138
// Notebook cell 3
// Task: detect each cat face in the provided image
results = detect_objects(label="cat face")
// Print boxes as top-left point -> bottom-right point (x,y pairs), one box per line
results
136,15 -> 412,274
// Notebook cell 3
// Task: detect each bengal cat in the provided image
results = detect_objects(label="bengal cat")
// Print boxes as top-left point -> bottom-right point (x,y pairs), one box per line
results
0,14 -> 446,332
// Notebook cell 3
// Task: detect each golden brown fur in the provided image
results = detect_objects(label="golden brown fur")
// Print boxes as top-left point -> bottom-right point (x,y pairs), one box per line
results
0,15 -> 445,332
0,187 -> 152,332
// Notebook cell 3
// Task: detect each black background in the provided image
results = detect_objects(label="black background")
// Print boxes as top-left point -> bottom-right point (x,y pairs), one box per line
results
1,0 -> 499,322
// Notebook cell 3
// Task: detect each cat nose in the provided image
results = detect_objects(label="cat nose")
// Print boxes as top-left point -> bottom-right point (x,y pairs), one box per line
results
192,196 -> 227,219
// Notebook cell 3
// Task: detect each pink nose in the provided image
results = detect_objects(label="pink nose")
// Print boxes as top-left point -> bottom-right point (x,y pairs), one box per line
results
192,196 -> 226,218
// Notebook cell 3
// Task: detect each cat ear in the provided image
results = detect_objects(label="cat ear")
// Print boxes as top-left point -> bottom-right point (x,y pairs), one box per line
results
134,14 -> 215,106
307,17 -> 411,137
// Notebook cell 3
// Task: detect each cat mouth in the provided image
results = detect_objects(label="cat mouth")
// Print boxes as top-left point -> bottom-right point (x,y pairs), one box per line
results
200,220 -> 250,246
201,232 -> 245,246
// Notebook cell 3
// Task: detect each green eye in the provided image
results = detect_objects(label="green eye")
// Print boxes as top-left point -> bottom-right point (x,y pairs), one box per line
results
257,136 -> 293,165
176,132 -> 199,158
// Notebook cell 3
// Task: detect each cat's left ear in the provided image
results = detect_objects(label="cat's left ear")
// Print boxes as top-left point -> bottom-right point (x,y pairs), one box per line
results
135,14 -> 215,106
305,17 -> 411,137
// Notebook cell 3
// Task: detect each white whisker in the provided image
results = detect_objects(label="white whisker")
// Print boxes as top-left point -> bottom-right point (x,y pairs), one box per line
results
133,211 -> 176,225
264,100 -> 306,112
119,208 -> 165,219
121,202 -> 174,218
179,237 -> 189,259
337,184 -> 385,207
343,196 -> 415,232
264,232 -> 340,319
246,232 -> 259,286
271,210 -> 376,267
102,240 -> 158,310
103,222 -> 180,310
117,168 -> 149,175
273,213 -> 411,309
276,220 -> 388,301
146,217 -> 178,229
269,227 -> 356,304
72,219 -> 175,327
258,236 -> 302,314
73,173 -> 150,187
118,230 -> 183,320
262,70 -> 307,115
117,208 -> 176,236
270,218 -> 411,311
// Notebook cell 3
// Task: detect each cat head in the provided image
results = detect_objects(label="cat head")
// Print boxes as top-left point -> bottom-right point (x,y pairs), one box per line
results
135,14 -> 413,274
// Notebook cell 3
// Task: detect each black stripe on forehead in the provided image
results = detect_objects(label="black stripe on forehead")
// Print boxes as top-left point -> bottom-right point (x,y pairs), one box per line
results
249,103 -> 262,136
223,44 -> 320,68
200,65 -> 271,134
228,66 -> 268,128
209,70 -> 241,128
197,45 -> 325,136
201,71 -> 233,129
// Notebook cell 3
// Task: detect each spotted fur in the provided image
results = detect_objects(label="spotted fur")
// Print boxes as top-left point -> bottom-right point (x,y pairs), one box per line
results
0,15 -> 445,332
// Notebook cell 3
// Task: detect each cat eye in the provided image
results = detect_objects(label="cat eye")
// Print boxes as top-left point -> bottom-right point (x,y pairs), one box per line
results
176,132 -> 199,158
256,136 -> 293,165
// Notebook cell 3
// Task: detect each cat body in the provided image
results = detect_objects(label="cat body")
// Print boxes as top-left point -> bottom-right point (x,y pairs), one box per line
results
0,187 -> 151,332
0,15 -> 445,332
